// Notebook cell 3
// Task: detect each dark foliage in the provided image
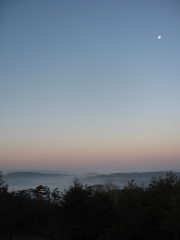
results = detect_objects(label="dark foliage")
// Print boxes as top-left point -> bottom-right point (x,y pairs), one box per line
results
0,171 -> 180,240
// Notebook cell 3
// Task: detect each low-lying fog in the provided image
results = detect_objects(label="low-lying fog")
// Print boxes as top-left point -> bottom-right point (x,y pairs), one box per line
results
3,171 -> 180,193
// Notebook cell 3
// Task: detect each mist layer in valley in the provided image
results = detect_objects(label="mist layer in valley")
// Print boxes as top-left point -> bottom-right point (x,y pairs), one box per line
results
3,171 -> 180,192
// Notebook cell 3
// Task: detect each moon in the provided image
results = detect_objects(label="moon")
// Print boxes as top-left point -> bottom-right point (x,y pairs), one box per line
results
158,36 -> 161,39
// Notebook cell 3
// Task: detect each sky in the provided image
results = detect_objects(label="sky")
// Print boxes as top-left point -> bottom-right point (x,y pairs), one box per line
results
0,0 -> 180,173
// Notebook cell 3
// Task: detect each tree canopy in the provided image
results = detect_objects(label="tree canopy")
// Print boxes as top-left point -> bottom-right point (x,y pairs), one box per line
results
0,171 -> 180,240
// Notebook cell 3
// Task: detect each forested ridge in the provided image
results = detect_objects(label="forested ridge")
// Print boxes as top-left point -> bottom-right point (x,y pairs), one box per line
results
0,171 -> 180,240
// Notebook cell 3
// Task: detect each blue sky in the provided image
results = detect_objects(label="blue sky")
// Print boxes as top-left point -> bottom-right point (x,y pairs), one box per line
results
0,0 -> 180,172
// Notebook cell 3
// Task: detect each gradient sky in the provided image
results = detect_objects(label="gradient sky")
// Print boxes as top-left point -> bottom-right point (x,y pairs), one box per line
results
0,0 -> 180,173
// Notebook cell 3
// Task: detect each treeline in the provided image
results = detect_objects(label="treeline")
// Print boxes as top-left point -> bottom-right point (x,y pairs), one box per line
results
0,171 -> 180,240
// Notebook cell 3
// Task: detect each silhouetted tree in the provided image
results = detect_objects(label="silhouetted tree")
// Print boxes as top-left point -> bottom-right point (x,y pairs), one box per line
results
114,179 -> 148,240
147,172 -> 180,240
0,171 -> 8,199
57,179 -> 115,240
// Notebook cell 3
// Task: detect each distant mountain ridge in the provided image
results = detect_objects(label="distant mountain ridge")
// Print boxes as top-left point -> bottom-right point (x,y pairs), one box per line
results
5,171 -> 68,178
3,170 -> 180,192
97,171 -> 180,178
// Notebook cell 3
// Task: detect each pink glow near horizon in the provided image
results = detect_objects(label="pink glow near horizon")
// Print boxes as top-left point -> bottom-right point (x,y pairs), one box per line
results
1,133 -> 180,172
